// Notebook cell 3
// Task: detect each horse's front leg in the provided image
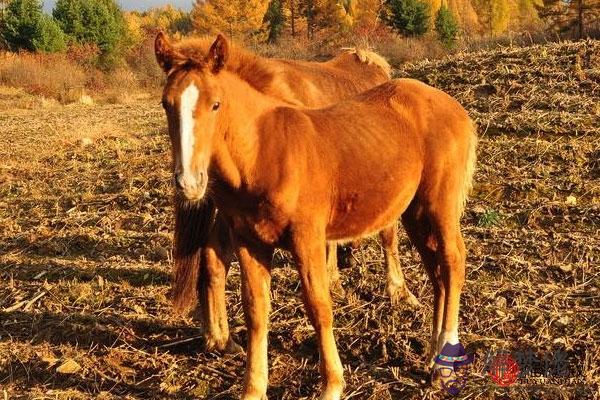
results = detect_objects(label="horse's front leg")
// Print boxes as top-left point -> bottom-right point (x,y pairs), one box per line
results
237,241 -> 273,400
293,227 -> 344,400
198,216 -> 243,353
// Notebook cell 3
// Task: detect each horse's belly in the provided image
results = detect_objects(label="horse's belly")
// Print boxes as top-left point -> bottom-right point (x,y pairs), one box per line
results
326,179 -> 418,241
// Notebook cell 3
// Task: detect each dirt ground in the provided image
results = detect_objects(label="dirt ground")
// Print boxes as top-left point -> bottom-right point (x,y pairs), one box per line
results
0,40 -> 598,399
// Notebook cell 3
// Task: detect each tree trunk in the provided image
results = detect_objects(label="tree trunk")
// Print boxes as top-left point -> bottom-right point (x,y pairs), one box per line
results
290,0 -> 296,36
578,0 -> 584,39
307,0 -> 314,40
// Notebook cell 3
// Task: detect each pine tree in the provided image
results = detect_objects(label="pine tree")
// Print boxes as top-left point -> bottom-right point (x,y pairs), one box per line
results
34,13 -> 66,52
264,0 -> 286,42
192,0 -> 269,40
1,0 -> 66,52
53,0 -> 125,54
435,3 -> 459,47
382,0 -> 431,36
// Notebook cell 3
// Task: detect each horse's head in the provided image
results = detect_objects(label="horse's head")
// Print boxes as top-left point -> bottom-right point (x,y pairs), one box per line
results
155,32 -> 229,202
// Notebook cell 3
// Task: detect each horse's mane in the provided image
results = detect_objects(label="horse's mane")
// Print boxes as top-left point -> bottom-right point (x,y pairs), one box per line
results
173,36 -> 392,91
339,48 -> 392,79
174,36 -> 278,93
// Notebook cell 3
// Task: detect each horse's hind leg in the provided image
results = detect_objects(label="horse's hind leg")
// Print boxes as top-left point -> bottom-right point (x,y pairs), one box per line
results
326,242 -> 345,297
401,207 -> 442,366
433,215 -> 466,353
380,223 -> 420,308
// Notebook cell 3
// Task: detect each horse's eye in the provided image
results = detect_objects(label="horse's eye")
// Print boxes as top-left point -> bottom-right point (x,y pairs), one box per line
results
212,102 -> 220,111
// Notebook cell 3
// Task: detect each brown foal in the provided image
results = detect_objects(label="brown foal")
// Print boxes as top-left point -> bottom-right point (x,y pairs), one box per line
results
165,34 -> 418,354
156,34 -> 477,400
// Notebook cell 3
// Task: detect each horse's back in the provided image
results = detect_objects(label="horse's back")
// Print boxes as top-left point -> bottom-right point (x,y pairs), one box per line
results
271,53 -> 389,107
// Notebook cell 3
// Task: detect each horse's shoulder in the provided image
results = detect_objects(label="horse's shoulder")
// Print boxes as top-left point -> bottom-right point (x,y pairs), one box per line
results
255,106 -> 310,135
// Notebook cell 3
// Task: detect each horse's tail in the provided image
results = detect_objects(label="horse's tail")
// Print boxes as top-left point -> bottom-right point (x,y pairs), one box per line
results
342,48 -> 392,79
171,196 -> 217,314
459,121 -> 478,216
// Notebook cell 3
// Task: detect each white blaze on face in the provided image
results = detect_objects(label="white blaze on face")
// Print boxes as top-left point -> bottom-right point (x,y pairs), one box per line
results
179,83 -> 200,179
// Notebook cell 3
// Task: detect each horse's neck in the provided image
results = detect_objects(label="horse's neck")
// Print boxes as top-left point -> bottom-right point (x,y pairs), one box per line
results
213,72 -> 284,193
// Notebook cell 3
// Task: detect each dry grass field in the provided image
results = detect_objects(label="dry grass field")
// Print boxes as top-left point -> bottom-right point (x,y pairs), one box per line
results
0,40 -> 598,399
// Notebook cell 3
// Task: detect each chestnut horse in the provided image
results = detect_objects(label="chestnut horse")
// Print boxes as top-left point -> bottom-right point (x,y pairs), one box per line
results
166,35 -> 419,353
156,34 -> 477,399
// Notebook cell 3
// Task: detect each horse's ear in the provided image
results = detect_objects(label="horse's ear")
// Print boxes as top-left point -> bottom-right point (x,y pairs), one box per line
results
155,31 -> 186,74
207,34 -> 229,74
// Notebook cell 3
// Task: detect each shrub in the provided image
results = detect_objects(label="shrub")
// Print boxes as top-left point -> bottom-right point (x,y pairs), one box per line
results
0,52 -> 86,102
435,4 -> 459,48
373,32 -> 446,67
125,35 -> 164,89
381,0 -> 430,37
1,0 -> 66,52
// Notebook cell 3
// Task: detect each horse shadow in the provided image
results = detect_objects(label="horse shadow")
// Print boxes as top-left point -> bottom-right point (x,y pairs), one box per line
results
0,308 -> 222,398
0,257 -> 170,288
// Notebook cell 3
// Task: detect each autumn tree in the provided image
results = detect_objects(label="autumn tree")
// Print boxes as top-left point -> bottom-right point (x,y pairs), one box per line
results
471,0 -> 544,35
333,0 -> 383,34
541,0 -> 600,38
352,0 -> 385,32
124,5 -> 192,47
192,0 -> 269,40
298,0 -> 342,39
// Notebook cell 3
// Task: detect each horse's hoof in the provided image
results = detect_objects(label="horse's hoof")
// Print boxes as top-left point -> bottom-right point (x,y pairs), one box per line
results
319,386 -> 343,400
241,390 -> 268,400
204,334 -> 229,353
224,336 -> 245,355
388,286 -> 421,308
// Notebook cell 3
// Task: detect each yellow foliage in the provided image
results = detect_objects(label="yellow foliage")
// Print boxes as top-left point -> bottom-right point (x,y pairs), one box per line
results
354,0 -> 383,30
425,0 -> 480,32
472,0 -> 543,35
124,5 -> 191,46
192,0 -> 270,40
491,0 -> 510,35
335,0 -> 383,33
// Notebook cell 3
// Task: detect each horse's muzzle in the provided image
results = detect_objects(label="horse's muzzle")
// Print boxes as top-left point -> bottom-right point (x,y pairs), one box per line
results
174,171 -> 207,201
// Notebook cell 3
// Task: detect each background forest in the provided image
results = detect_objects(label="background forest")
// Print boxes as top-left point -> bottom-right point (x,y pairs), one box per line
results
0,0 -> 599,102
